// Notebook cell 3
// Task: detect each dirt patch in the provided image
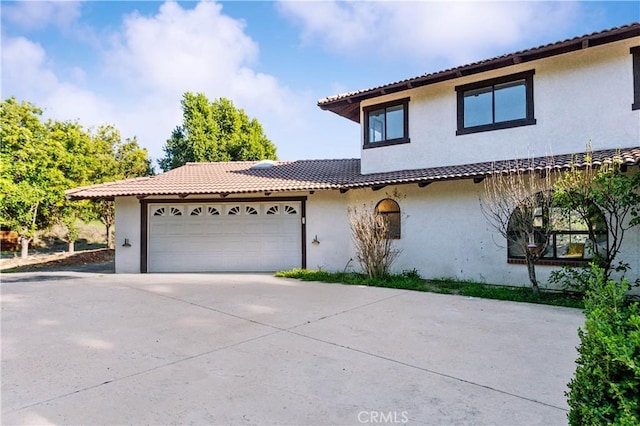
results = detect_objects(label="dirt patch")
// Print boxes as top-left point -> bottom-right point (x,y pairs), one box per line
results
0,249 -> 114,273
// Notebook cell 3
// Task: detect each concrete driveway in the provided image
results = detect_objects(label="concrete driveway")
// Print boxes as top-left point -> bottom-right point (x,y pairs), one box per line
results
1,272 -> 583,425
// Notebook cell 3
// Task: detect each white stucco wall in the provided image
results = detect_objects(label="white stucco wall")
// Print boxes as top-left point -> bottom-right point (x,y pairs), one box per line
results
340,183 -> 513,282
305,191 -> 353,270
305,182 -> 640,290
114,196 -> 141,273
113,180 -> 639,290
360,38 -> 639,174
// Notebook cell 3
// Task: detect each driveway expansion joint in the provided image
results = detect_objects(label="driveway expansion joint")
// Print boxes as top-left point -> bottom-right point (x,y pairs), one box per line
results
283,328 -> 568,413
3,274 -> 579,424
3,329 -> 284,415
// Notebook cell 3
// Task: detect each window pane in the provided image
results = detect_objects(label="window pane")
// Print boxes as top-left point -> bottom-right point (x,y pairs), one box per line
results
533,207 -> 544,228
587,236 -> 607,260
569,211 -> 589,231
385,104 -> 404,140
508,232 -> 527,257
550,208 -> 569,230
388,214 -> 401,239
556,234 -> 587,259
464,87 -> 492,127
368,109 -> 385,142
376,199 -> 400,213
494,80 -> 526,123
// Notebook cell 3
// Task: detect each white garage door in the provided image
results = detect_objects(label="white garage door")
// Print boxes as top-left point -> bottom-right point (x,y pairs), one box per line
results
148,202 -> 302,272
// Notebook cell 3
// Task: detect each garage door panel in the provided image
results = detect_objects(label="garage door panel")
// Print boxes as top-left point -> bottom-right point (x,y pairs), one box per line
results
225,239 -> 261,251
163,223 -> 186,235
243,223 -> 263,234
150,254 -> 224,273
185,223 -> 206,234
222,254 -> 254,271
262,222 -> 284,235
148,202 -> 301,272
202,224 -> 224,234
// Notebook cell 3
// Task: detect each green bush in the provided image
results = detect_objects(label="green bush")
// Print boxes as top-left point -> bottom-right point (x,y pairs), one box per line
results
566,266 -> 640,425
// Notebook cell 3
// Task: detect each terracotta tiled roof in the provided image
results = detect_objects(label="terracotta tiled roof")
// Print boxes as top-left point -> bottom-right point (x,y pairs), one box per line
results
66,147 -> 640,200
318,23 -> 640,122
66,159 -> 361,199
343,147 -> 640,189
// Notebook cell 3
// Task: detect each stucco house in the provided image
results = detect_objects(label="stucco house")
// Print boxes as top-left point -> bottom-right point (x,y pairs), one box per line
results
67,23 -> 640,287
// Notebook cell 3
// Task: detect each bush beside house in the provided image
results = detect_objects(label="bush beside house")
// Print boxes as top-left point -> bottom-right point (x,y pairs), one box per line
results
566,267 -> 640,425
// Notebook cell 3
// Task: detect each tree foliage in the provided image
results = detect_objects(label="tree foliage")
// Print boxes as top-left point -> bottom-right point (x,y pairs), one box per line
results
89,125 -> 153,248
0,98 -> 61,256
0,97 -> 153,256
566,266 -> 640,425
159,92 -> 277,171
553,151 -> 640,279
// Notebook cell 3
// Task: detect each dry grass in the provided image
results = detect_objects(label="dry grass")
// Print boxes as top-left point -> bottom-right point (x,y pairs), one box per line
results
0,248 -> 114,272
1,221 -> 108,259
33,221 -> 107,250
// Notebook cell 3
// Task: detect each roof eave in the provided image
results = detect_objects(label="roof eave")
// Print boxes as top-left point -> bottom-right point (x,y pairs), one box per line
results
318,23 -> 640,123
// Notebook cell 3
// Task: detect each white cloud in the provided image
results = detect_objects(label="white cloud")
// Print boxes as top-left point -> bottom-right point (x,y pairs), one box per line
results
278,1 -> 579,66
1,36 -> 116,127
1,37 -> 58,99
2,1 -> 82,31
100,0 -> 312,160
103,0 -> 302,118
1,1 -> 329,165
106,1 -> 257,95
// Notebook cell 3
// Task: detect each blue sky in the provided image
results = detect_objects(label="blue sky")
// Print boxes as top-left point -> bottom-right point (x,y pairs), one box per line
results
2,1 -> 638,168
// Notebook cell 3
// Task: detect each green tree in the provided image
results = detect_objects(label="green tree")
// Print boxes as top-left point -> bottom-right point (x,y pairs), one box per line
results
89,125 -> 153,248
1,98 -> 154,256
52,123 -> 153,252
47,120 -> 98,253
0,98 -> 63,258
554,151 -> 640,279
159,92 -> 277,171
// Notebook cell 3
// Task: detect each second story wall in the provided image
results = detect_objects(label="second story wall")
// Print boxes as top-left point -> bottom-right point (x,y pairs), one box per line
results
360,37 -> 639,174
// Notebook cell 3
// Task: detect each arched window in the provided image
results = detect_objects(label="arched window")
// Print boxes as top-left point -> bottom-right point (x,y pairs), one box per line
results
375,199 -> 401,239
507,192 -> 607,261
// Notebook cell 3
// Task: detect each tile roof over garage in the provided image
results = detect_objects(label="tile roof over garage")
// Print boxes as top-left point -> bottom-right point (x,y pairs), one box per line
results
66,147 -> 640,200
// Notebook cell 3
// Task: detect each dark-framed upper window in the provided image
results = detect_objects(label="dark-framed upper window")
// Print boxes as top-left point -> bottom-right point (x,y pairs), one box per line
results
631,46 -> 640,111
375,198 -> 401,239
456,70 -> 536,135
507,193 -> 607,263
363,98 -> 410,148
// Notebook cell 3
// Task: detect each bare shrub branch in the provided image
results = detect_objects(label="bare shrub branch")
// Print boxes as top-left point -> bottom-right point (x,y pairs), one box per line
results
479,159 -> 556,291
348,203 -> 401,278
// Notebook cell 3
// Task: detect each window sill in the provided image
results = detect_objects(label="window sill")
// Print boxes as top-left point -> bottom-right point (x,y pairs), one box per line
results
456,118 -> 536,136
363,138 -> 411,149
508,258 -> 591,267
